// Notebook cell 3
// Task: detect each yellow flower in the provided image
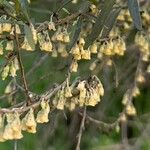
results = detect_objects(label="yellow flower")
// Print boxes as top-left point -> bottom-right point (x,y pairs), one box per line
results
77,81 -> 86,106
52,27 -> 64,42
1,65 -> 10,80
132,86 -> 140,97
30,24 -> 37,44
48,21 -> 56,31
10,62 -> 17,77
85,89 -> 99,106
89,61 -> 97,71
0,44 -> 3,55
126,104 -> 136,116
51,47 -> 58,58
6,40 -> 14,51
21,37 -> 34,51
136,74 -> 145,83
57,42 -> 66,53
2,23 -> 12,32
81,49 -> 91,60
0,24 -> 3,34
22,108 -> 37,133
15,24 -> 21,34
3,113 -> 23,140
60,50 -> 68,58
0,114 -> 5,142
36,100 -> 50,123
70,61 -> 78,72
90,42 -> 98,54
71,44 -> 81,60
56,90 -> 66,110
37,32 -> 53,52
64,86 -> 72,98
63,30 -> 70,43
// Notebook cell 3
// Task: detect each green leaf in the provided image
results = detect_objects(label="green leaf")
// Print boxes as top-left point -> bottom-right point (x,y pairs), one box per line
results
126,28 -> 137,45
78,1 -> 91,13
20,0 -> 30,21
68,17 -> 82,50
24,24 -> 35,50
127,0 -> 142,30
2,1 -> 16,14
84,0 -> 116,49
12,0 -> 21,15
0,0 -> 5,6
101,8 -> 121,38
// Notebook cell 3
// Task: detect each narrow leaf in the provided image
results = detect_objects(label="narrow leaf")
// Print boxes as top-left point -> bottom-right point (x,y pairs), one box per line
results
68,17 -> 82,50
78,1 -> 91,13
85,0 -> 116,49
24,24 -> 35,50
12,0 -> 21,15
101,8 -> 121,38
127,0 -> 142,30
19,0 -> 30,22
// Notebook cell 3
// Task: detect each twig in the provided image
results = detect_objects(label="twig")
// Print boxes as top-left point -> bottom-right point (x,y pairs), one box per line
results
0,80 -> 65,114
121,120 -> 129,148
112,60 -> 119,88
133,119 -> 150,150
15,31 -> 31,105
55,0 -> 72,13
79,112 -> 120,133
0,90 -> 17,100
76,106 -> 86,150
36,12 -> 81,32
14,140 -> 17,150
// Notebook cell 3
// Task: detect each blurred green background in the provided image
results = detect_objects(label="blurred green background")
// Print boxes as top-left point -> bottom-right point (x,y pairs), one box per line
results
0,0 -> 150,149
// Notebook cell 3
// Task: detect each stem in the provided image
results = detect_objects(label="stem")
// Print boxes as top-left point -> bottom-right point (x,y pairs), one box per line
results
15,31 -> 31,105
76,106 -> 86,150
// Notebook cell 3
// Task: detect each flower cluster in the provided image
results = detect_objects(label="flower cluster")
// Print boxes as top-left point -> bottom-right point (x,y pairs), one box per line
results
0,99 -> 50,142
98,37 -> 126,57
0,113 -> 22,142
135,33 -> 150,62
1,57 -> 19,80
53,75 -> 104,111
0,75 -> 104,142
117,9 -> 132,32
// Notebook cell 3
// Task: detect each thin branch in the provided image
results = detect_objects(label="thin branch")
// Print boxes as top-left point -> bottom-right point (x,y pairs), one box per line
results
112,60 -> 119,88
76,106 -> 86,150
79,112 -> 120,133
0,90 -> 17,100
15,31 -> 31,105
14,140 -> 17,150
0,80 -> 66,114
55,0 -> 72,13
36,12 -> 81,32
